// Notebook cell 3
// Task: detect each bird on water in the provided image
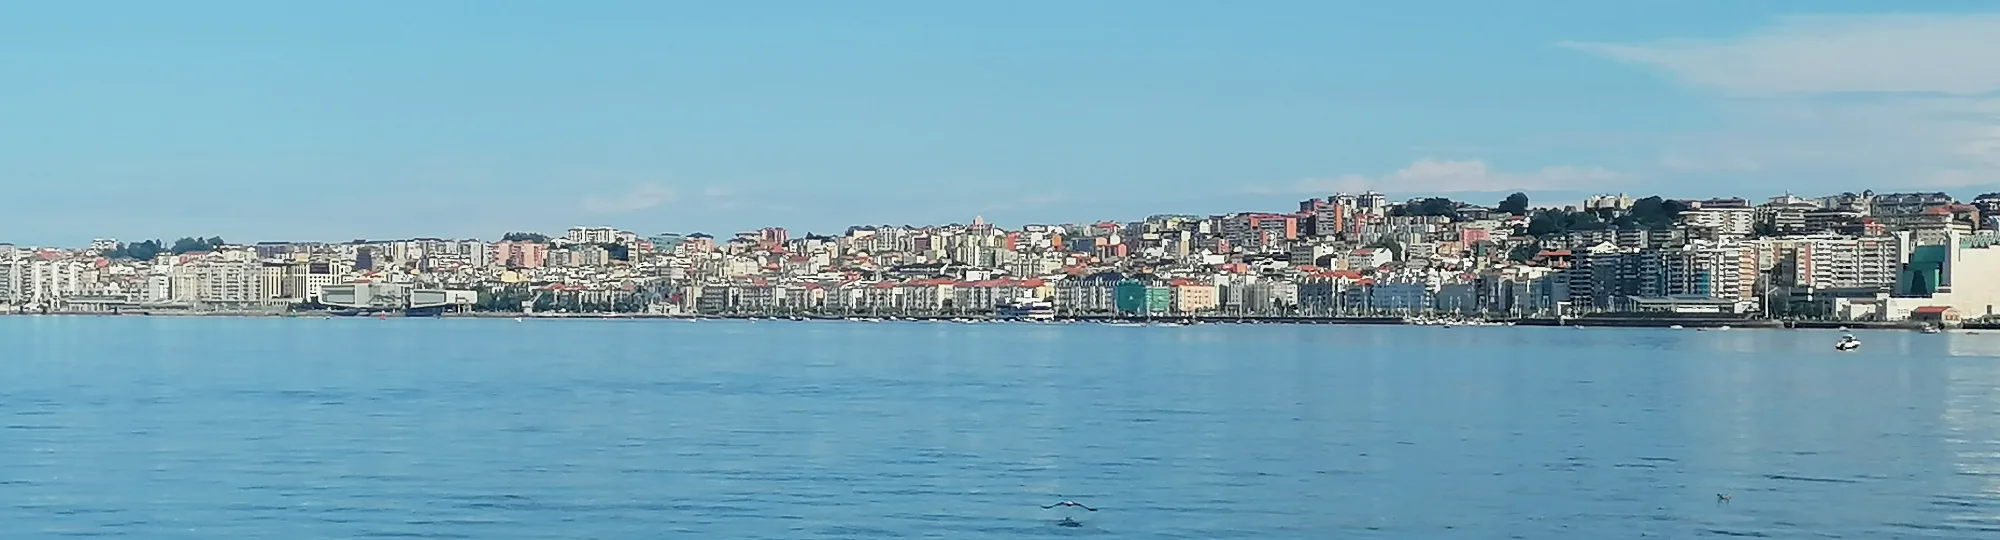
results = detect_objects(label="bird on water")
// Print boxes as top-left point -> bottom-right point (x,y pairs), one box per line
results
1716,493 -> 1731,504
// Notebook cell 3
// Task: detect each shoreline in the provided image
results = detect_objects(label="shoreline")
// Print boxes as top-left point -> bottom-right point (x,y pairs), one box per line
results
2,310 -> 1987,330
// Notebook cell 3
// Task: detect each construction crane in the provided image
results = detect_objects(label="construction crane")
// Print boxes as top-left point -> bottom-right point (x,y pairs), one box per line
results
521,289 -> 548,314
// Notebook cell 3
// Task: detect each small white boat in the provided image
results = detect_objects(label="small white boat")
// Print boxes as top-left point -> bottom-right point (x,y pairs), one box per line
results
1836,335 -> 1861,351
1921,326 -> 1942,334
512,317 -> 523,322
1670,324 -> 1685,329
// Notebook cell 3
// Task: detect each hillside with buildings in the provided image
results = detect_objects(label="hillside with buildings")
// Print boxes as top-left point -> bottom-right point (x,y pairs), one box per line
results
4,190 -> 1999,323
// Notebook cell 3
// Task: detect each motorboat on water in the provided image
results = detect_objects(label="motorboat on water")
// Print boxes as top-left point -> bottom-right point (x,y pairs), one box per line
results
1921,325 -> 1942,334
1836,334 -> 1861,351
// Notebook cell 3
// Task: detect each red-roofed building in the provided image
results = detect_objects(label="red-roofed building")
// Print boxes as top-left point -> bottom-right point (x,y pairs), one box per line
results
1911,306 -> 1961,326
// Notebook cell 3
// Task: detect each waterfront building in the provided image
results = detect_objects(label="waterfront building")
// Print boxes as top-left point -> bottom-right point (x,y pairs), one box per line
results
1054,272 -> 1121,314
1366,279 -> 1432,314
0,248 -> 18,306
1884,231 -> 2000,320
1170,280 -> 1219,314
194,258 -> 264,304
1112,279 -> 1171,316
1749,235 -> 1901,292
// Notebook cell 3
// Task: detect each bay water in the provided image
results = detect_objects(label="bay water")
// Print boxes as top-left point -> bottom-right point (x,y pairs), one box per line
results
4,317 -> 1999,538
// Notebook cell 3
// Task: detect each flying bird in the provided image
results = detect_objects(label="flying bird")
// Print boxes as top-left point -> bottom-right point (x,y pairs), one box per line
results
1043,499 -> 1099,512
1716,493 -> 1731,504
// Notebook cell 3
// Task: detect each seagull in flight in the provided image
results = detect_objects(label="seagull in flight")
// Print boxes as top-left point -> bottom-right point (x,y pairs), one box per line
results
1716,493 -> 1731,504
1043,499 -> 1098,511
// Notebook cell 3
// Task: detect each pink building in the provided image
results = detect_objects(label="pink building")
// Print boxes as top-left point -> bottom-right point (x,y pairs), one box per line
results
1458,228 -> 1491,247
492,241 -> 549,269
759,227 -> 789,245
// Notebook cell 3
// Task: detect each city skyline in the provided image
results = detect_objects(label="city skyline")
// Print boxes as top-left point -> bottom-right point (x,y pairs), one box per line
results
5,187 -> 1998,249
6,2 -> 2000,244
4,185 -> 1997,325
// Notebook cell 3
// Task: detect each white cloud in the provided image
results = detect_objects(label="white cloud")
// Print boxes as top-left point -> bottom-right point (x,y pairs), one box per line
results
580,182 -> 676,214
1251,158 -> 1629,195
1560,14 -> 2000,96
1565,14 -> 2000,192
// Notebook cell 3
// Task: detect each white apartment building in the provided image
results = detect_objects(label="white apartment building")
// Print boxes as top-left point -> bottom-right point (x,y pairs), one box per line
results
145,273 -> 172,302
1681,207 -> 1757,241
1584,193 -> 1635,211
195,259 -> 264,303
1345,248 -> 1393,271
27,260 -> 86,303
1749,235 -> 1901,290
566,227 -> 637,245
0,249 -> 19,305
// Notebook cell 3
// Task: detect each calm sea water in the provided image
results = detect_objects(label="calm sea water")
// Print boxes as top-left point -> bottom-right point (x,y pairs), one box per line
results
4,317 -> 2000,539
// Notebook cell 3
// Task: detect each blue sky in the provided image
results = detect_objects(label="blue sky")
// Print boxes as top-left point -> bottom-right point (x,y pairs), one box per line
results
4,1 -> 1999,245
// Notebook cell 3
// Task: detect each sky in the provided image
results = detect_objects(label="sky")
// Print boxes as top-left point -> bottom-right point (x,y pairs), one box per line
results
4,0 -> 2000,245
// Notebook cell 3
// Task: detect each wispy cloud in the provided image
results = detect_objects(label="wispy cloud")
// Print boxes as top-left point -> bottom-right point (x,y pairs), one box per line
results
1563,14 -> 2000,191
1249,158 -> 1630,195
1559,14 -> 2000,96
580,182 -> 677,214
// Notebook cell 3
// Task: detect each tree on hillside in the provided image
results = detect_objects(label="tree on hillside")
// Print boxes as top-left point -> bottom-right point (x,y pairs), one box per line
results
1507,242 -> 1539,262
1393,197 -> 1460,219
104,240 -> 165,260
501,232 -> 549,242
1525,209 -> 1606,237
1625,196 -> 1691,230
168,236 -> 226,255
1498,192 -> 1530,216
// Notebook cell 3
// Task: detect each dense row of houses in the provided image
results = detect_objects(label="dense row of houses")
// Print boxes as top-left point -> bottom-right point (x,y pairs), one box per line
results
6,190 -> 2000,321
